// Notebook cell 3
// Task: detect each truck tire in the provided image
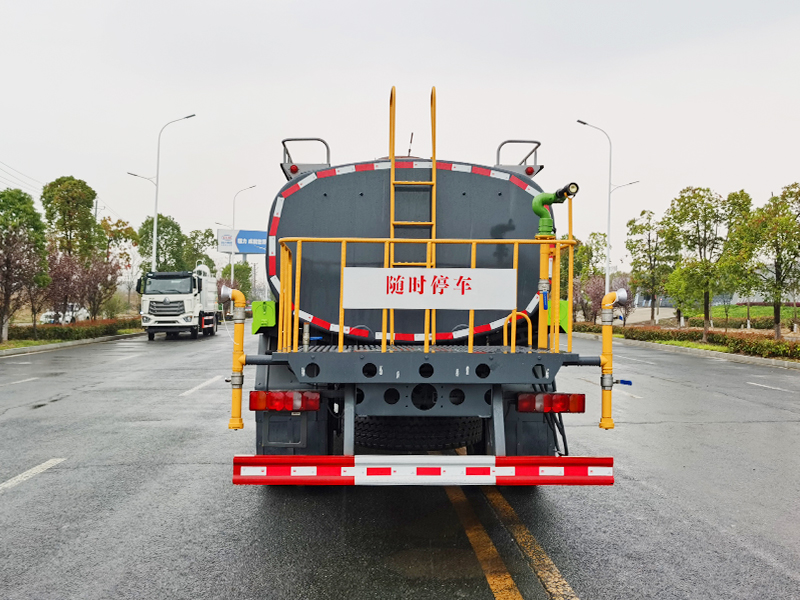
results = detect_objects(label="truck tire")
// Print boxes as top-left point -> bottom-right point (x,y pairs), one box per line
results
211,315 -> 217,336
354,416 -> 483,451
190,327 -> 198,339
147,332 -> 155,341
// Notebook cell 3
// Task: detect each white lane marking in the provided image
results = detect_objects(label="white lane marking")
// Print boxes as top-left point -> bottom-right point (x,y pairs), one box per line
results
0,458 -> 66,493
746,382 -> 795,393
115,353 -> 141,361
6,361 -> 32,364
615,355 -> 656,365
179,375 -> 223,397
0,377 -> 39,387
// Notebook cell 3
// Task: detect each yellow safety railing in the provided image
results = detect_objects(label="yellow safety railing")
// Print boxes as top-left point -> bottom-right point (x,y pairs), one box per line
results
276,236 -> 577,354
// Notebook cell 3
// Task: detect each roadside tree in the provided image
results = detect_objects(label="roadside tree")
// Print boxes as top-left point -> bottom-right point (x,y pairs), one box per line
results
584,275 -> 605,323
40,176 -> 98,258
138,214 -> 187,272
625,210 -> 677,324
0,188 -> 48,342
80,254 -> 121,320
664,187 -> 750,341
46,249 -> 83,323
183,228 -> 216,271
743,186 -> 800,339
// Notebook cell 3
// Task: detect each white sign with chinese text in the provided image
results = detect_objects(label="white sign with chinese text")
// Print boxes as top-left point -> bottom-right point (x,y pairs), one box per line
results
342,268 -> 517,310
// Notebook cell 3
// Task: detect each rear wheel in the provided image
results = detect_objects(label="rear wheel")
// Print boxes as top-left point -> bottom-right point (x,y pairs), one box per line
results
211,315 -> 217,335
354,416 -> 483,451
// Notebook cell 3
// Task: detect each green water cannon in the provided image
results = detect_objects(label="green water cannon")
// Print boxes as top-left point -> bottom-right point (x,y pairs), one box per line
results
532,182 -> 579,236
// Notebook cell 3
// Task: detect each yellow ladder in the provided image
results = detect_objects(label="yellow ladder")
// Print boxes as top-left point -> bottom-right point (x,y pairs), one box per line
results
387,86 -> 438,351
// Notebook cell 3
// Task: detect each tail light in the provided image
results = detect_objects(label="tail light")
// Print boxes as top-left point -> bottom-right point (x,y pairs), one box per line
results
249,391 -> 321,411
516,393 -> 585,413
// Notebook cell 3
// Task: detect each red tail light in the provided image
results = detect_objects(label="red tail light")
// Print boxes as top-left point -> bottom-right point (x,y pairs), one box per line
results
289,164 -> 299,174
249,391 -> 321,411
516,393 -> 585,414
525,166 -> 534,176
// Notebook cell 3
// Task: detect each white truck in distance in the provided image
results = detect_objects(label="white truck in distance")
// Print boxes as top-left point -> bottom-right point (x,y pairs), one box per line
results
137,264 -> 222,340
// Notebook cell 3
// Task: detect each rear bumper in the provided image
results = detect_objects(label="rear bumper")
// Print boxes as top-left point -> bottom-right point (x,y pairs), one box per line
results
233,455 -> 613,486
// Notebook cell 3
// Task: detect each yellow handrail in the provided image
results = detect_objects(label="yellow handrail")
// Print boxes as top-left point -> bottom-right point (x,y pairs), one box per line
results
503,312 -> 533,349
278,236 -> 575,354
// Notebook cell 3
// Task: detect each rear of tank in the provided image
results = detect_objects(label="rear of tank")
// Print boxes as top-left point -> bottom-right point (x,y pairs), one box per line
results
266,159 -> 549,344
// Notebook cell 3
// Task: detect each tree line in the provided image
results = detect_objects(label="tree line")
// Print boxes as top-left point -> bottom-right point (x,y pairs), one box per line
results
0,177 -> 221,342
625,184 -> 800,341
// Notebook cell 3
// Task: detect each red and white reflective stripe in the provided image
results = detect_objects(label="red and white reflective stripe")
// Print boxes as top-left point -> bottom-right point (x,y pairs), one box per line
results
267,160 -> 542,343
233,455 -> 613,486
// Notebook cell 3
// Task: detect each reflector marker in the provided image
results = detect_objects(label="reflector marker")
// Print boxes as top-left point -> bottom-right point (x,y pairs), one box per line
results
233,455 -> 613,486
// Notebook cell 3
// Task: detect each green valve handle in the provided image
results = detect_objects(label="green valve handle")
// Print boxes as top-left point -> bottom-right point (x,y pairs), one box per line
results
532,183 -> 579,235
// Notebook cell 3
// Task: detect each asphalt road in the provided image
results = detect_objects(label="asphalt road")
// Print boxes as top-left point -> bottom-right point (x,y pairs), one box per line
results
1,330 -> 799,599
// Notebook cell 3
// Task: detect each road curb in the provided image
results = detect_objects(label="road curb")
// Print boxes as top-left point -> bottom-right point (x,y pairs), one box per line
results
571,331 -> 800,371
0,332 -> 146,358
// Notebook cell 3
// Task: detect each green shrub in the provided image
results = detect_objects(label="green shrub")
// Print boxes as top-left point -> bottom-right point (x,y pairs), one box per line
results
573,323 -> 602,334
620,326 -> 800,360
686,316 -> 775,329
8,318 -> 142,341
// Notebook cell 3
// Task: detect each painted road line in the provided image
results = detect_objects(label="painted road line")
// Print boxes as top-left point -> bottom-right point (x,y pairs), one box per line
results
445,486 -> 524,600
179,375 -> 223,397
615,355 -> 656,365
0,458 -> 66,494
482,487 -> 580,600
746,381 -> 795,393
115,353 -> 141,361
0,377 -> 39,388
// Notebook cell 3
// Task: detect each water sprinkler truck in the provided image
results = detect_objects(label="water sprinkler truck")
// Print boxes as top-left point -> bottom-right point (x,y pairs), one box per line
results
223,87 -> 627,486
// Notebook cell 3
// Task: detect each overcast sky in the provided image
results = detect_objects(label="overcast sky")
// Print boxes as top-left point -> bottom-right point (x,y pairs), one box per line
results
2,0 -> 799,276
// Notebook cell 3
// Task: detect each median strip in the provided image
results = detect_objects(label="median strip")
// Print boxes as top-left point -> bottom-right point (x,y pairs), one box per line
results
0,458 -> 66,494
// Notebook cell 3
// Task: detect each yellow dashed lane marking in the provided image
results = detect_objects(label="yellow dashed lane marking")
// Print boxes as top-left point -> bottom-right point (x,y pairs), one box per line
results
482,486 -> 580,600
445,486 -> 525,600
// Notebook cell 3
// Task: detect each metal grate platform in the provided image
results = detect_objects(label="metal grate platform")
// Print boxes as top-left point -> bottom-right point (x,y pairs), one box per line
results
275,344 -> 548,354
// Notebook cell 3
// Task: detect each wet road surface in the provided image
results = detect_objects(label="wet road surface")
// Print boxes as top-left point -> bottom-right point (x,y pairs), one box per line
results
1,331 -> 799,599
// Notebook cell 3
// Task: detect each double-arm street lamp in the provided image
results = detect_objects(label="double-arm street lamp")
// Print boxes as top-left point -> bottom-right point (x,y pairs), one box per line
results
578,119 -> 633,294
129,114 -> 195,272
229,185 -> 257,276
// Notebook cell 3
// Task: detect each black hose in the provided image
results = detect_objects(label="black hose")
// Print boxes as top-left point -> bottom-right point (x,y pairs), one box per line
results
555,413 -> 569,456
545,413 -> 562,455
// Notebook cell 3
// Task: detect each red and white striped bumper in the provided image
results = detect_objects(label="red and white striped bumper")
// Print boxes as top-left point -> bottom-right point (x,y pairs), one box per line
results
233,455 -> 613,486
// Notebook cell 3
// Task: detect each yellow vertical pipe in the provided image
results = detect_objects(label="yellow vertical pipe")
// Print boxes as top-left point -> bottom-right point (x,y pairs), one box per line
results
537,239 -> 550,350
228,288 -> 247,429
511,243 -> 519,353
389,87 -> 397,346
338,241 -> 347,352
382,241 -> 389,353
277,246 -> 284,350
552,243 -> 561,353
567,198 -> 574,352
292,241 -> 303,352
600,291 -> 617,430
430,88 -> 437,346
284,251 -> 293,352
423,241 -> 431,353
468,242 -> 476,353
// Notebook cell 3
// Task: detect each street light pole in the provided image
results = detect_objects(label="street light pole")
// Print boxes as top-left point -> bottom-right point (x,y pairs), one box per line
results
577,119 -> 613,293
149,114 -> 195,272
229,185 -> 257,280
